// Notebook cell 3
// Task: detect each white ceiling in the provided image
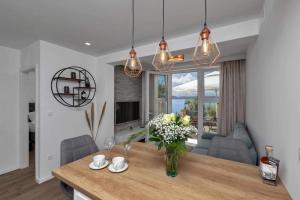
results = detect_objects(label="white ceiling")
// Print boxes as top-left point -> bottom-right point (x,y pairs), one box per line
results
0,0 -> 264,56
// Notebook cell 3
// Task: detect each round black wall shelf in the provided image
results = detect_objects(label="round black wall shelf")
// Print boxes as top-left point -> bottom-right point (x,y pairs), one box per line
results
51,66 -> 96,107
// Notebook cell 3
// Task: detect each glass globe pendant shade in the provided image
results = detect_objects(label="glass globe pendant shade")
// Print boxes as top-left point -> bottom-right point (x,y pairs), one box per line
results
124,48 -> 143,78
152,39 -> 174,72
193,25 -> 220,67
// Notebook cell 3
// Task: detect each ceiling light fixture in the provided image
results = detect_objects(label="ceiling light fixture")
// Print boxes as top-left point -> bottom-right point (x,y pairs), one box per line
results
124,0 -> 143,78
84,42 -> 91,46
193,0 -> 220,67
152,0 -> 174,72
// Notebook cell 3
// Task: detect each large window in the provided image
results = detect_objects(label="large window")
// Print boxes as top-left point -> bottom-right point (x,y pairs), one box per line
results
203,70 -> 220,134
171,69 -> 220,134
172,72 -> 198,128
147,68 -> 220,145
149,74 -> 168,120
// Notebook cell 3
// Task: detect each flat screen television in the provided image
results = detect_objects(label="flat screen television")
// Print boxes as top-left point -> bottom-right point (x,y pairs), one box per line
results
115,101 -> 139,124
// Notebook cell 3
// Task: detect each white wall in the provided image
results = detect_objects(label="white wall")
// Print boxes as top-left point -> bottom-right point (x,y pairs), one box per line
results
38,41 -> 98,181
246,0 -> 300,199
94,58 -> 114,148
14,40 -> 116,183
21,41 -> 40,71
26,71 -> 35,102
0,46 -> 20,174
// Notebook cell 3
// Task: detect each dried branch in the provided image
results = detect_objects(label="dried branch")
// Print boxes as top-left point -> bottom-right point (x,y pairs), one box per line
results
95,101 -> 107,140
85,110 -> 92,136
91,102 -> 95,133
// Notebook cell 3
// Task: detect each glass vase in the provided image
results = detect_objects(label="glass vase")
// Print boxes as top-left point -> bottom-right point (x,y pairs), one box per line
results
165,148 -> 179,177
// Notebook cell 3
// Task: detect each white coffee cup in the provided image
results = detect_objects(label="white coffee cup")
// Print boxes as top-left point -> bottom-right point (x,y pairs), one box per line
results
112,156 -> 125,170
93,155 -> 105,167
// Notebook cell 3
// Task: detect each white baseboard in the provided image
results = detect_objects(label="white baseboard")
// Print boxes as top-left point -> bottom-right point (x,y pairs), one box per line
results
36,174 -> 53,184
0,166 -> 19,175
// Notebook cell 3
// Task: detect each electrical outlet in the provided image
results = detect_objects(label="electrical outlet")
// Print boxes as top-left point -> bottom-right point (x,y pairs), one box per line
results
48,155 -> 54,160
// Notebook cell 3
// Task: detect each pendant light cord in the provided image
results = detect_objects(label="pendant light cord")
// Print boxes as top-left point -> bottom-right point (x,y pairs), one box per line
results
204,0 -> 207,25
132,0 -> 135,49
162,0 -> 165,39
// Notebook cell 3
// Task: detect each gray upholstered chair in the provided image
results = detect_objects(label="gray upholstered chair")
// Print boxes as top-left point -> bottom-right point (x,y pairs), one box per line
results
60,135 -> 98,199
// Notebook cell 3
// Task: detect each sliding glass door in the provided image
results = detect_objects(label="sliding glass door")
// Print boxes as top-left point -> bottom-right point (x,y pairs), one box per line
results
148,73 -> 168,120
171,71 -> 198,128
145,67 -> 220,143
203,70 -> 220,134
170,67 -> 220,144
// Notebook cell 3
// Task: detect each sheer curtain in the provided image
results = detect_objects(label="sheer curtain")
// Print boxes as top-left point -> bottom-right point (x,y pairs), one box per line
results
218,60 -> 246,136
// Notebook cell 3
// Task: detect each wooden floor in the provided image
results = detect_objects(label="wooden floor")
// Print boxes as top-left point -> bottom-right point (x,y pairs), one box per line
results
0,151 -> 69,200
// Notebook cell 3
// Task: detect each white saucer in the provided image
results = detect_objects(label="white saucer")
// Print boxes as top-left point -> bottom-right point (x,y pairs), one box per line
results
108,163 -> 128,173
89,160 -> 109,170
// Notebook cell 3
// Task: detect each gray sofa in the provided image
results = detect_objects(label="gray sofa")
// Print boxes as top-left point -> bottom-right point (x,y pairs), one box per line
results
192,123 -> 258,165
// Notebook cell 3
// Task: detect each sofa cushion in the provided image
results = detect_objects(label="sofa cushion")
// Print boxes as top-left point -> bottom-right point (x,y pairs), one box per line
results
248,147 -> 258,165
208,137 -> 253,165
197,138 -> 211,149
191,138 -> 211,155
233,123 -> 253,149
201,133 -> 218,140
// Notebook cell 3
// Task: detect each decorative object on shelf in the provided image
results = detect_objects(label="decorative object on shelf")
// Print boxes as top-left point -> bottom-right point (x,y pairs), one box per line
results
260,145 -> 280,186
124,0 -> 143,78
85,77 -> 90,87
152,0 -> 174,72
64,86 -> 69,94
51,66 -> 96,107
147,113 -> 198,177
193,0 -> 220,67
85,102 -> 107,141
81,91 -> 87,100
71,72 -> 76,79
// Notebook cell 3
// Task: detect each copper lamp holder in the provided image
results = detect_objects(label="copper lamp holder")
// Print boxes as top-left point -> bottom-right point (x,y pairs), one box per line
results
200,25 -> 211,40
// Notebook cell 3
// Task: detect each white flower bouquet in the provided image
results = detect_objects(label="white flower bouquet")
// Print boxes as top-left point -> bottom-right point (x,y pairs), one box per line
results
148,113 -> 198,177
148,113 -> 198,147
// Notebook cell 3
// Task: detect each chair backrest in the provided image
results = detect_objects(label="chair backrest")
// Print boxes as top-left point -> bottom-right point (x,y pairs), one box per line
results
60,135 -> 98,166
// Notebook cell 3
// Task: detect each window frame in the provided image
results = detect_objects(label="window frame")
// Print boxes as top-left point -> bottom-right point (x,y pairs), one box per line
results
169,66 -> 220,144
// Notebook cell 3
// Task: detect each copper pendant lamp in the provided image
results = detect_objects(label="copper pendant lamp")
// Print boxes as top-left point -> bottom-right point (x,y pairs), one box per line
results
124,0 -> 143,78
152,0 -> 174,72
193,0 -> 220,67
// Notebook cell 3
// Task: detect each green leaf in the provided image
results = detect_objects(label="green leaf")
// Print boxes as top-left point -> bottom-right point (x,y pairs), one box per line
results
149,136 -> 161,142
148,127 -> 156,135
123,129 -> 146,146
158,142 -> 163,150
166,141 -> 187,156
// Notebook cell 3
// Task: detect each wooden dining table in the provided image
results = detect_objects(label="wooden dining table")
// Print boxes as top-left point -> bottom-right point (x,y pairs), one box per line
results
52,142 -> 291,200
